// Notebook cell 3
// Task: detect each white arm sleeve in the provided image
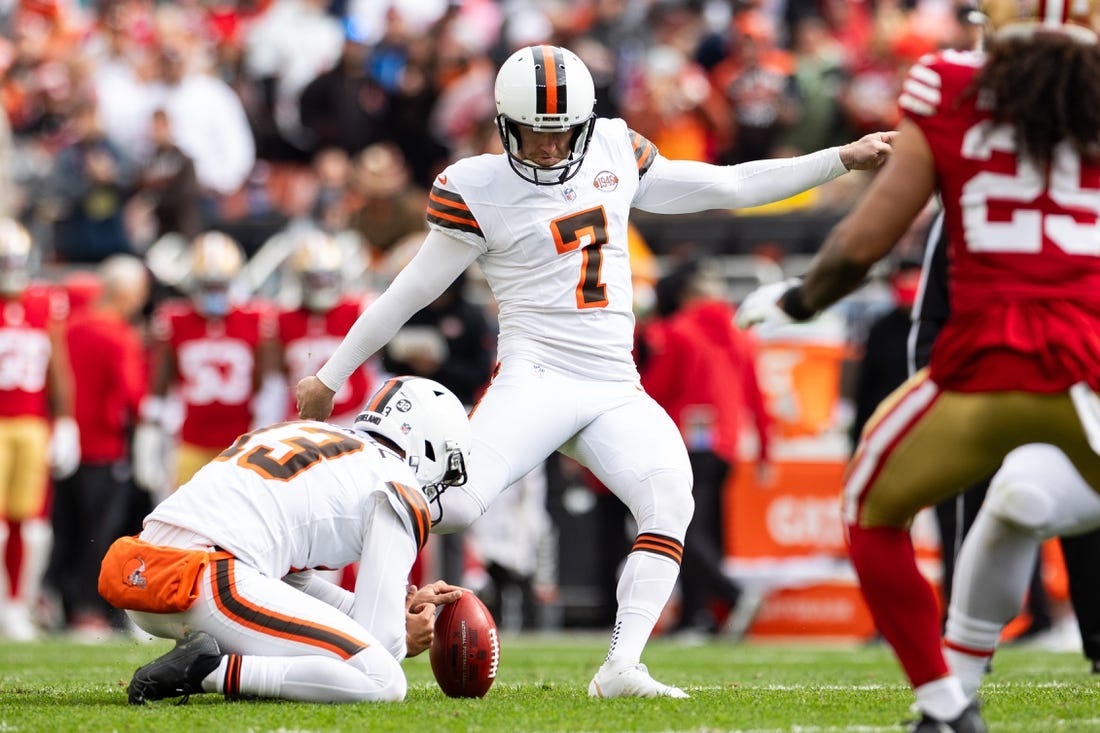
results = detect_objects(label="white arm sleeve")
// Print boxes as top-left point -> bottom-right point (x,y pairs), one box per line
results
634,147 -> 848,214
316,229 -> 480,391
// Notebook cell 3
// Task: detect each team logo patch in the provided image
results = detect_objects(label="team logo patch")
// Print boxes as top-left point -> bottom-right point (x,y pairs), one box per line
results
593,171 -> 619,192
125,557 -> 147,589
395,398 -> 412,412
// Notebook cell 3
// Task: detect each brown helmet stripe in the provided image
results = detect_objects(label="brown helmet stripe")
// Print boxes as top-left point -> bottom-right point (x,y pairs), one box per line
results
366,376 -> 408,413
534,45 -> 566,115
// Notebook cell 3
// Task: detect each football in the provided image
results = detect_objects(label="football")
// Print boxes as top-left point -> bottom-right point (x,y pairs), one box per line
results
429,591 -> 500,698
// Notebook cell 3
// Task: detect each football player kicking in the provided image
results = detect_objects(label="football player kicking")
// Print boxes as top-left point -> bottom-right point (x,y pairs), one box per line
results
736,1 -> 1100,730
104,377 -> 470,704
296,44 -> 893,698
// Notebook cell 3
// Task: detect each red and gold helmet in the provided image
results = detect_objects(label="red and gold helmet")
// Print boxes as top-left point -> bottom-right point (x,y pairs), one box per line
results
188,231 -> 243,317
288,229 -> 343,312
982,0 -> 1100,42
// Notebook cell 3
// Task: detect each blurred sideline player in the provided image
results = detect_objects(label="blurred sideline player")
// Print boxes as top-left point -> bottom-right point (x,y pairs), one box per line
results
639,260 -> 773,636
107,377 -> 469,704
275,229 -> 376,591
0,218 -> 80,640
47,255 -> 150,637
276,229 -> 375,427
736,1 -> 1100,730
298,44 -> 894,697
134,231 -> 282,494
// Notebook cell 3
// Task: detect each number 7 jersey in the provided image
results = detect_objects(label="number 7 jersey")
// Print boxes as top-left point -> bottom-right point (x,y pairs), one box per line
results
427,117 -> 657,382
899,50 -> 1100,392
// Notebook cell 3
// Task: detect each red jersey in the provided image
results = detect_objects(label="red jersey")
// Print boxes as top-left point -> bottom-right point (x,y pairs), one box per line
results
66,310 -> 146,461
900,50 -> 1100,392
152,299 -> 275,448
0,285 -> 67,418
640,300 -> 771,462
277,297 -> 374,425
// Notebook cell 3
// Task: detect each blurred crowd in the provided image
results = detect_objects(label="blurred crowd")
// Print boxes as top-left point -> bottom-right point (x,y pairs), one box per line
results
0,0 -> 986,642
0,0 -> 984,266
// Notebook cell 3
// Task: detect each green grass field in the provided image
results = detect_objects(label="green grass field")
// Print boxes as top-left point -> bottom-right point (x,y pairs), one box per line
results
2,632 -> 1098,732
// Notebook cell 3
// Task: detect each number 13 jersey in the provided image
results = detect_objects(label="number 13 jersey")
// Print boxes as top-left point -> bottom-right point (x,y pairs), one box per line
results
427,117 -> 657,383
900,49 -> 1100,393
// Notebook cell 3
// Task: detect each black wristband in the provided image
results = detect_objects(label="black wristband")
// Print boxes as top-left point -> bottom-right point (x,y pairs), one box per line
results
779,284 -> 817,321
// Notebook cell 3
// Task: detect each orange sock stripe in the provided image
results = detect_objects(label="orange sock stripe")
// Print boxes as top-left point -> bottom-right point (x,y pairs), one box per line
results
632,533 -> 683,564
211,558 -> 369,659
223,653 -> 242,699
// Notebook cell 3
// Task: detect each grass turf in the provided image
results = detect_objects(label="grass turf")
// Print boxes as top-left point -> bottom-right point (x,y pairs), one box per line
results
1,632 -> 1098,732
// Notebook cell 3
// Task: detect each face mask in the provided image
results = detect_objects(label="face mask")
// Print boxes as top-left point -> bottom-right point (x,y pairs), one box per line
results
195,289 -> 230,317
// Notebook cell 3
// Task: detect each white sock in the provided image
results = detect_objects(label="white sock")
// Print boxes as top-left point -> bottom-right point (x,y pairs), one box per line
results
915,675 -> 970,721
206,652 -> 403,703
604,551 -> 679,666
17,519 -> 51,602
944,613 -> 1002,700
944,646 -> 993,702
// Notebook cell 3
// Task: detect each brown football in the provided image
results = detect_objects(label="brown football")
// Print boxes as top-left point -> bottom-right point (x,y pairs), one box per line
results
429,592 -> 500,698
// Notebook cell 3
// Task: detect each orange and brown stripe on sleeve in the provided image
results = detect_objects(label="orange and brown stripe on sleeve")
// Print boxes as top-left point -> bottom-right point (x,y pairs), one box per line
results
388,481 -> 432,551
628,130 -> 658,178
632,532 -> 683,565
210,557 -> 369,659
427,186 -> 482,237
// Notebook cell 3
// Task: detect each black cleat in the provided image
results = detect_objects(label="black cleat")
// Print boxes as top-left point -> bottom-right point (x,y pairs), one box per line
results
909,703 -> 987,733
128,630 -> 223,705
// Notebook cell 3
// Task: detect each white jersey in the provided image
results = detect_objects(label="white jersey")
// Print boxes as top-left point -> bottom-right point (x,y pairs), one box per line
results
426,117 -> 655,382
145,420 -> 431,579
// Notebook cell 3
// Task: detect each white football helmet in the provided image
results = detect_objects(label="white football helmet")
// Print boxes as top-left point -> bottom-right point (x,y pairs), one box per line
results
353,376 -> 471,503
0,218 -> 32,297
288,229 -> 343,312
495,44 -> 597,185
982,0 -> 1099,42
188,231 -> 244,317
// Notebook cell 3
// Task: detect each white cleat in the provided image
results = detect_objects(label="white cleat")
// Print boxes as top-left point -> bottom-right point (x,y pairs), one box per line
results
588,662 -> 689,699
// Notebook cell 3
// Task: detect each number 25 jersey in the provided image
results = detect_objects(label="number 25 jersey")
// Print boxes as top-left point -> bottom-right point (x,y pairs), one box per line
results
426,117 -> 657,383
900,50 -> 1100,392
